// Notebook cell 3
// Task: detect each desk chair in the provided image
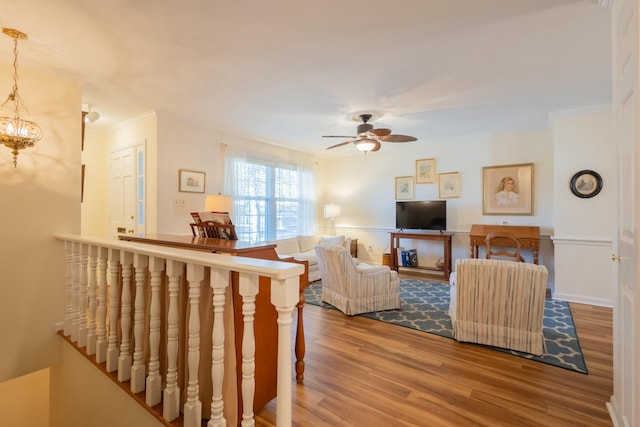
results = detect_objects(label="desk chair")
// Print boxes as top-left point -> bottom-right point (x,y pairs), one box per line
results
485,231 -> 525,262
190,221 -> 238,240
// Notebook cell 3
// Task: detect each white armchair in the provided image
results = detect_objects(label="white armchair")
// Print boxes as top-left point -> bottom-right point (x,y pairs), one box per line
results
449,258 -> 548,355
315,245 -> 400,316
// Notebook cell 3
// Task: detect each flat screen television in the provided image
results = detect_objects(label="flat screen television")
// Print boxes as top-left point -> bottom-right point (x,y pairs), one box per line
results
396,200 -> 447,231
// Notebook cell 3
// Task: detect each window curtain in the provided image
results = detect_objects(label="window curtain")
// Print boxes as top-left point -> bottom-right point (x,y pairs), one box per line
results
296,157 -> 316,236
223,143 -> 316,240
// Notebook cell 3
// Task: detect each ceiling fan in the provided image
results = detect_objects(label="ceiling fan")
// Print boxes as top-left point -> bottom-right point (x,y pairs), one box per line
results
323,113 -> 417,153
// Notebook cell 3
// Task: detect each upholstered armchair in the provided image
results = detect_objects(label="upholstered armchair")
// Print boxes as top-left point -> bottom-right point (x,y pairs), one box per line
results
315,245 -> 400,316
448,258 -> 548,355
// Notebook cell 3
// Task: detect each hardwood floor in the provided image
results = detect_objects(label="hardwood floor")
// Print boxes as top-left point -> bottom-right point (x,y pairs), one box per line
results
256,300 -> 613,427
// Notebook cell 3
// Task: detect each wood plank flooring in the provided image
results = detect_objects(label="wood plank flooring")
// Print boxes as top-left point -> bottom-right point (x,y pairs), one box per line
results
256,300 -> 613,427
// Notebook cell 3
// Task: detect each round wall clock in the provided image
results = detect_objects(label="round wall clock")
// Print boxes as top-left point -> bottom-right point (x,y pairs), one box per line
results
570,170 -> 603,198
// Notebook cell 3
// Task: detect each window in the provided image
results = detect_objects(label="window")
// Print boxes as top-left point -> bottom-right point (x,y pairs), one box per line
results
229,157 -> 314,242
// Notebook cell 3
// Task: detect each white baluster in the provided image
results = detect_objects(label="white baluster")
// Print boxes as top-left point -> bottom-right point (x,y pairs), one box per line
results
163,260 -> 184,422
71,242 -> 81,342
146,256 -> 165,406
271,276 -> 300,427
86,245 -> 98,355
239,272 -> 259,427
106,248 -> 121,372
77,244 -> 89,348
184,264 -> 204,427
130,253 -> 148,391
96,247 -> 109,364
208,268 -> 229,427
63,241 -> 74,336
118,251 -> 135,382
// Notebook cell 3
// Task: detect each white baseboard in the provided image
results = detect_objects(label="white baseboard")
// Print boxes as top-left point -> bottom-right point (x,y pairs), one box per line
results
553,292 -> 612,308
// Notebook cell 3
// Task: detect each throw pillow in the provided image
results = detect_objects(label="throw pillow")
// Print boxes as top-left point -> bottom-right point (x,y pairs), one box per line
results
319,235 -> 345,247
276,237 -> 300,255
298,235 -> 319,252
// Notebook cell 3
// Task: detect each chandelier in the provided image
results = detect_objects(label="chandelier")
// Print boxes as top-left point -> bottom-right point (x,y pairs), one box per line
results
0,28 -> 42,167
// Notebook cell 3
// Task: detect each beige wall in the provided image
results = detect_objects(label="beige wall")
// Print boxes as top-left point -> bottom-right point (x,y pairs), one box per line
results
50,343 -> 162,427
81,126 -> 108,237
0,369 -> 49,427
0,62 -> 80,423
0,64 -> 80,382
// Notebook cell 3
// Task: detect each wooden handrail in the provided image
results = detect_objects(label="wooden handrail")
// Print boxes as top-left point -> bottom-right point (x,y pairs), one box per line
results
55,233 -> 302,427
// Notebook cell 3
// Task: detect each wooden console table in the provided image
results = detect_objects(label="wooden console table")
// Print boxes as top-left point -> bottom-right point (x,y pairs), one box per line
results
469,224 -> 540,264
389,231 -> 453,280
119,233 -> 309,417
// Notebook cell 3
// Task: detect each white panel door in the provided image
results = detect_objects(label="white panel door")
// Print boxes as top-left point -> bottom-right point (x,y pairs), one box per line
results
611,0 -> 639,425
109,146 -> 136,238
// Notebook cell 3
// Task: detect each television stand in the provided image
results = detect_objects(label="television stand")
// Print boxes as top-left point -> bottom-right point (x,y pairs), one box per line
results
389,231 -> 453,280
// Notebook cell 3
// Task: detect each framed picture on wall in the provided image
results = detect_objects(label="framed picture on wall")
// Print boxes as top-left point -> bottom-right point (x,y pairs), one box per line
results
438,172 -> 461,198
482,163 -> 533,215
395,176 -> 414,200
415,158 -> 436,184
179,169 -> 206,193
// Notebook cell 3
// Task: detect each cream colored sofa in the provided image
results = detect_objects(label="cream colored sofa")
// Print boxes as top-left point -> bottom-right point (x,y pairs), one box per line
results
273,235 -> 353,282
449,258 -> 549,355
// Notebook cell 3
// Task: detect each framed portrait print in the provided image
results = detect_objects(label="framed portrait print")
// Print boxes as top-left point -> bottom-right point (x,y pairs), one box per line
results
482,163 -> 533,215
438,172 -> 460,198
415,158 -> 436,184
570,170 -> 603,198
395,176 -> 414,200
179,169 -> 206,193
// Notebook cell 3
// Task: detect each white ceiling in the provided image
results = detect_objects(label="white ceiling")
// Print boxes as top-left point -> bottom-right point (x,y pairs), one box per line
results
0,0 -> 611,157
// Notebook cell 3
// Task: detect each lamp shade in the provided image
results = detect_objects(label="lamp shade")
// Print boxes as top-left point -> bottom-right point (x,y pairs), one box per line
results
205,194 -> 233,214
323,203 -> 341,218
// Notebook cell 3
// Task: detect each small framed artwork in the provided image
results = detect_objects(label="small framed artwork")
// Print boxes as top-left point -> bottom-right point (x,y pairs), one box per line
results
438,172 -> 460,198
416,158 -> 436,184
179,169 -> 206,193
482,163 -> 533,215
395,176 -> 414,200
570,170 -> 603,198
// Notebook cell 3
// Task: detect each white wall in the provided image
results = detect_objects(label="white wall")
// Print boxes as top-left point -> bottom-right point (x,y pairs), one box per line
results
552,107 -> 614,305
317,129 -> 555,277
82,107 -> 614,304
155,113 -> 316,234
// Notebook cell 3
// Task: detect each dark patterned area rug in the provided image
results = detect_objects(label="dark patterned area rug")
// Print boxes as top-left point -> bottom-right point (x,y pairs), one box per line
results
304,278 -> 588,374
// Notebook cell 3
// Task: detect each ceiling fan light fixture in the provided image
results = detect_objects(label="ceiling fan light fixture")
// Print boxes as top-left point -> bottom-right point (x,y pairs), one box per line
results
354,138 -> 377,152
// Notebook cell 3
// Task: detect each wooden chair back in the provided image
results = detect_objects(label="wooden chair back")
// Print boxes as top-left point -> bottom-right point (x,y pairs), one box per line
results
485,231 -> 525,262
190,221 -> 238,240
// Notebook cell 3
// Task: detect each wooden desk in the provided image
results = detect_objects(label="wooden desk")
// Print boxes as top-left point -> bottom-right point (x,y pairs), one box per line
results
119,234 -> 309,416
389,231 -> 453,280
469,224 -> 541,264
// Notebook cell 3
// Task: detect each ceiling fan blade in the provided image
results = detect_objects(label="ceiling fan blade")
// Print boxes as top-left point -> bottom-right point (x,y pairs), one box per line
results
369,128 -> 391,137
326,141 -> 353,150
323,135 -> 356,138
381,134 -> 417,143
370,141 -> 382,152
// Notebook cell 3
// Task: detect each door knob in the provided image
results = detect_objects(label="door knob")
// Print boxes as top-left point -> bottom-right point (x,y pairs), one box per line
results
611,254 -> 622,262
